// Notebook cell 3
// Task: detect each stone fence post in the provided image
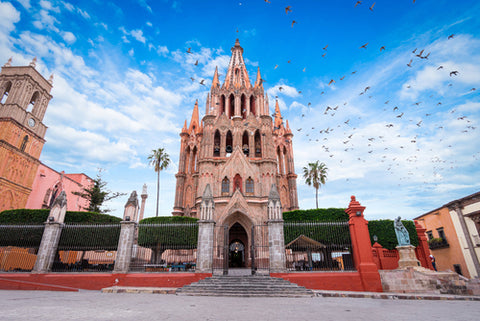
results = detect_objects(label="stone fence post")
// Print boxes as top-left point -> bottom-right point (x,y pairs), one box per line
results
113,221 -> 136,273
32,222 -> 63,273
346,196 -> 382,292
267,184 -> 286,273
196,184 -> 215,273
414,220 -> 434,270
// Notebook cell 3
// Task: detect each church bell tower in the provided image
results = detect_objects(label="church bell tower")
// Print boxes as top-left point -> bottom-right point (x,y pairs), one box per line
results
0,58 -> 53,211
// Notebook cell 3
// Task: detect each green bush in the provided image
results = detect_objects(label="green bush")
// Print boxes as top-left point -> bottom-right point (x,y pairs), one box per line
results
368,219 -> 419,250
0,208 -> 122,224
138,216 -> 199,249
283,208 -> 348,222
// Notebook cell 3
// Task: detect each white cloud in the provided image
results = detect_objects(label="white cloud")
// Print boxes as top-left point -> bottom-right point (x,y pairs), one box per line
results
61,31 -> 76,44
130,29 -> 146,43
16,0 -> 31,9
0,2 -> 20,31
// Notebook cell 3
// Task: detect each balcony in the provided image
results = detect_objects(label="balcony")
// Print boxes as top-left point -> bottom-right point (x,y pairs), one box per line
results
428,238 -> 450,250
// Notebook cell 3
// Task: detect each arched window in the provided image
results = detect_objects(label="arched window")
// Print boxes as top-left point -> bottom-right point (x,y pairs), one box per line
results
27,91 -> 39,113
241,94 -> 246,119
192,146 -> 197,173
250,95 -> 256,116
1,81 -> 12,104
220,95 -> 225,115
20,135 -> 28,152
221,177 -> 230,195
254,130 -> 261,157
214,130 -> 221,157
184,146 -> 190,173
276,146 -> 283,175
233,174 -> 242,193
229,94 -> 235,119
225,130 -> 233,155
246,177 -> 254,194
242,131 -> 249,156
283,146 -> 288,174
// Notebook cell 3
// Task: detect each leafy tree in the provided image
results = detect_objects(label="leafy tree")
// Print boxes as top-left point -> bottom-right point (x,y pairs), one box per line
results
72,170 -> 125,214
302,161 -> 328,209
148,148 -> 171,217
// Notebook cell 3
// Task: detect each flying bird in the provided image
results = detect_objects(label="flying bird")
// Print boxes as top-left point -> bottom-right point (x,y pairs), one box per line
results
437,66 -> 443,70
323,44 -> 329,50
291,20 -> 297,27
450,71 -> 458,76
194,60 -> 198,66
448,34 -> 455,39
355,1 -> 362,7
380,46 -> 385,51
199,79 -> 205,85
328,79 -> 335,86
359,43 -> 369,49
274,64 -> 279,69
285,6 -> 292,14
186,48 -> 192,54
407,59 -> 413,67
369,2 -> 375,11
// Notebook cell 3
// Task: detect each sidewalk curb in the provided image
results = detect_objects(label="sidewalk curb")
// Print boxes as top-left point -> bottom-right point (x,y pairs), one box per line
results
314,290 -> 480,301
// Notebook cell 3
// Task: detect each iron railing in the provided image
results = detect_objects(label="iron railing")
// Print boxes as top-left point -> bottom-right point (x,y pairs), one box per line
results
130,222 -> 198,272
251,225 -> 269,274
52,223 -> 121,272
284,221 -> 355,271
212,225 -> 228,275
0,224 -> 44,272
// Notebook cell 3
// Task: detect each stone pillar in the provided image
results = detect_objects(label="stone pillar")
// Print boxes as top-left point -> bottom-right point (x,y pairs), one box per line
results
113,221 -> 136,273
32,222 -> 63,273
139,184 -> 148,222
267,184 -> 286,273
414,220 -> 434,270
196,184 -> 215,273
33,190 -> 67,273
346,196 -> 382,292
396,245 -> 420,268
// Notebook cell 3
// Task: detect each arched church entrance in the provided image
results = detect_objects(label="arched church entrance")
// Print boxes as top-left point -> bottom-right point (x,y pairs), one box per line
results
228,222 -> 248,268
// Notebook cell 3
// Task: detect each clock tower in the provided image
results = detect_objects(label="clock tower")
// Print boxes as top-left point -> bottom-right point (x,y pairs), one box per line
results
0,58 -> 53,211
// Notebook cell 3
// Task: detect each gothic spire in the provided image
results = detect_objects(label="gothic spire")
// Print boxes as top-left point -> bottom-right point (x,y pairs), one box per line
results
273,100 -> 284,131
222,39 -> 251,89
254,66 -> 263,89
211,66 -> 220,89
188,100 -> 201,134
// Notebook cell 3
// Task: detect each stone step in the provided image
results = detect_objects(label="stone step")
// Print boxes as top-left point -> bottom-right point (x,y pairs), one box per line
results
176,275 -> 314,297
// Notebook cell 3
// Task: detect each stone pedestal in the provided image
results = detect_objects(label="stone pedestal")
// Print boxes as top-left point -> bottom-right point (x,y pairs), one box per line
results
196,220 -> 215,273
113,221 -> 136,273
268,219 -> 286,273
33,222 -> 63,273
397,245 -> 420,268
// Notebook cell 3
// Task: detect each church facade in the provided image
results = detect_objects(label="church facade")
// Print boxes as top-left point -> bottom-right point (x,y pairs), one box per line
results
173,40 -> 299,271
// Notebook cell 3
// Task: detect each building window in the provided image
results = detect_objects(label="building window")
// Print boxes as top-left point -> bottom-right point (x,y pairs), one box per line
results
1,81 -> 12,104
214,130 -> 221,157
246,177 -> 254,194
221,177 -> 230,195
254,130 -> 261,157
242,131 -> 249,156
225,131 -> 233,155
27,91 -> 39,113
20,135 -> 28,152
437,227 -> 447,242
426,230 -> 433,240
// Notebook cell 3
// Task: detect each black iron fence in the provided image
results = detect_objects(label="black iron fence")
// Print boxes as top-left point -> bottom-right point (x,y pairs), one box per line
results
212,225 -> 228,275
284,221 -> 355,271
251,225 -> 269,274
0,224 -> 45,272
130,222 -> 198,272
52,224 -> 121,272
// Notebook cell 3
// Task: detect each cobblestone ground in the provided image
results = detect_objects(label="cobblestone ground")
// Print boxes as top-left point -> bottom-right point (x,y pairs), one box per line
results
1,290 -> 479,321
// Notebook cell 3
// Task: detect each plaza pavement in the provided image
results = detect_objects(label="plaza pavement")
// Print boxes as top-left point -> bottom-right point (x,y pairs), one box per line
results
0,290 -> 479,321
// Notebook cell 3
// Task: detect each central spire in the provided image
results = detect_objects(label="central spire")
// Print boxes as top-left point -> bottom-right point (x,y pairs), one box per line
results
222,39 -> 252,90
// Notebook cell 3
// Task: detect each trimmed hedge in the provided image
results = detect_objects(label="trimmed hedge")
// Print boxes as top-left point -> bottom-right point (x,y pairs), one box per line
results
368,219 -> 419,250
283,208 -> 348,222
0,209 -> 121,249
0,209 -> 122,224
138,216 -> 199,249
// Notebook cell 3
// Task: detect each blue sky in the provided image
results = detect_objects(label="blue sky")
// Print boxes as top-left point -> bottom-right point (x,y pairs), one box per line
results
1,0 -> 479,220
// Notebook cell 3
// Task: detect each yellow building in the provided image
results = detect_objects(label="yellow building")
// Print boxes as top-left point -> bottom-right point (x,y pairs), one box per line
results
415,191 -> 480,278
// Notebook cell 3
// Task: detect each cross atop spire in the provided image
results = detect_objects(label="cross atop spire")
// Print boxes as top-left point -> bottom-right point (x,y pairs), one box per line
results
222,39 -> 251,90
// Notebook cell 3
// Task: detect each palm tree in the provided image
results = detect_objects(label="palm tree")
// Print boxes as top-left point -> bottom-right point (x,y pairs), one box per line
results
302,161 -> 328,209
148,148 -> 171,217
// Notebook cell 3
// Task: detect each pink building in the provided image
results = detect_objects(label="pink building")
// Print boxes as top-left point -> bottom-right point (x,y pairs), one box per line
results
25,162 -> 93,212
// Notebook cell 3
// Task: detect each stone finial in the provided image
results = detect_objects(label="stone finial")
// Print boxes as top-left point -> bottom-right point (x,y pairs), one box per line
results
268,184 -> 280,200
30,57 -> 37,68
48,74 -> 54,84
141,183 -> 148,196
125,190 -> 139,208
52,190 -> 67,208
202,183 -> 213,200
3,57 -> 12,67
48,190 -> 67,223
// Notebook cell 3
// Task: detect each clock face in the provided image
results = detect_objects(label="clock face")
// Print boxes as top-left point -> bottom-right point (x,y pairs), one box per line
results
28,118 -> 35,127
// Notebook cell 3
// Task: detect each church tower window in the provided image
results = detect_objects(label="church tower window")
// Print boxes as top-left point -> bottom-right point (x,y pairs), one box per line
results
221,177 -> 230,195
283,146 -> 288,174
228,94 -> 235,119
233,174 -> 242,193
27,91 -> 39,113
246,177 -> 254,194
250,95 -> 255,116
20,135 -> 28,152
242,131 -> 249,156
220,95 -> 225,115
241,94 -> 246,119
214,130 -> 221,157
254,130 -> 261,157
1,81 -> 12,104
225,130 -> 233,155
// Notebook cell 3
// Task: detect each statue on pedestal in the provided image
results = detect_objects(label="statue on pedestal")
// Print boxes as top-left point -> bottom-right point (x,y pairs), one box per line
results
394,216 -> 410,246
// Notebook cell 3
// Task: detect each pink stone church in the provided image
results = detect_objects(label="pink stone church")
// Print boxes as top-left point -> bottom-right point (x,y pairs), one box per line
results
172,40 -> 299,271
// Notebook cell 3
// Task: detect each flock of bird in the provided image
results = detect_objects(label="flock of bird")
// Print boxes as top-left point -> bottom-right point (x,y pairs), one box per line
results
184,1 -> 477,188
